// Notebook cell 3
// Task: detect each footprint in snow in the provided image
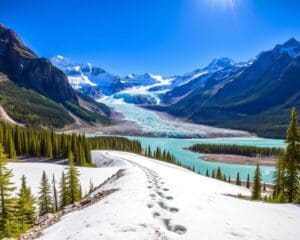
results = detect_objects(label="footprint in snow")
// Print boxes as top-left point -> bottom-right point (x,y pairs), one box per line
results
157,201 -> 179,213
162,219 -> 187,235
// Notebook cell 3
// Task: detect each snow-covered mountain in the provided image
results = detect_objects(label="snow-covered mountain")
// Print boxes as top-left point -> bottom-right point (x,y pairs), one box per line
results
161,57 -> 243,104
52,56 -> 245,105
273,37 -> 300,58
124,73 -> 165,86
51,56 -> 126,95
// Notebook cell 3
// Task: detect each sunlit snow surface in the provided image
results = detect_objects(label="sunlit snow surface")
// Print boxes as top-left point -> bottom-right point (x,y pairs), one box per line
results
37,151 -> 300,240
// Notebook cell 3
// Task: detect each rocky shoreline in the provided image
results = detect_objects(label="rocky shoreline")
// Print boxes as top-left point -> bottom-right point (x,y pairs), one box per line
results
200,153 -> 277,167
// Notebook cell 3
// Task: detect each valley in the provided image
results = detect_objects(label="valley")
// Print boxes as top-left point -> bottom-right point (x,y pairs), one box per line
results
97,97 -> 250,138
0,19 -> 299,240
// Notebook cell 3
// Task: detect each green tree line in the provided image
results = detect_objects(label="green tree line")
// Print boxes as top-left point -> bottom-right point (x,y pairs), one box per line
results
145,145 -> 177,164
189,143 -> 282,157
0,121 -> 142,166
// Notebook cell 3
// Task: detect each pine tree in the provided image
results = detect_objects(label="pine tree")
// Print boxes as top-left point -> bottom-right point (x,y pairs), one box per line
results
7,136 -> 16,159
45,135 -> 53,159
295,184 -> 300,203
211,169 -> 216,178
14,126 -> 22,155
16,175 -> 36,233
252,164 -> 262,200
216,167 -> 222,180
246,174 -> 250,188
284,108 -> 300,202
205,169 -> 209,177
0,144 -> 17,238
147,145 -> 152,157
38,171 -> 53,216
67,152 -> 81,204
52,136 -> 59,158
263,182 -> 266,191
228,175 -> 231,183
59,171 -> 69,209
52,174 -> 58,212
236,172 -> 241,186
273,152 -> 285,197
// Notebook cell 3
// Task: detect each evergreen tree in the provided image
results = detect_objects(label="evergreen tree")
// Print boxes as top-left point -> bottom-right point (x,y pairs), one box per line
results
295,184 -> 300,203
228,175 -> 231,183
0,144 -> 17,238
211,169 -> 216,178
236,172 -> 241,186
45,136 -> 53,159
59,171 -> 69,209
14,126 -> 22,155
205,169 -> 209,177
147,145 -> 152,157
273,152 -> 285,197
16,175 -> 36,233
216,167 -> 222,180
246,174 -> 250,188
52,174 -> 58,212
252,164 -> 262,200
284,108 -> 299,202
52,137 -> 59,158
7,136 -> 16,159
38,171 -> 53,216
67,152 -> 81,204
263,182 -> 266,191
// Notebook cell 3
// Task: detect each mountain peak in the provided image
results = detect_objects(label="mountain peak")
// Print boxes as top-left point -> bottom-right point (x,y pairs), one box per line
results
206,57 -> 236,71
0,24 -> 36,58
273,38 -> 300,58
0,26 -> 76,103
284,37 -> 299,46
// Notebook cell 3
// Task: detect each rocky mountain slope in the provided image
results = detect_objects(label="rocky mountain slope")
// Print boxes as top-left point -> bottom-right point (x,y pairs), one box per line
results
164,38 -> 300,138
0,24 -> 111,128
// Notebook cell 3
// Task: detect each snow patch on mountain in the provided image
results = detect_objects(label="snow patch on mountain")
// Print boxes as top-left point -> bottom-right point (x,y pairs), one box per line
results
272,38 -> 300,58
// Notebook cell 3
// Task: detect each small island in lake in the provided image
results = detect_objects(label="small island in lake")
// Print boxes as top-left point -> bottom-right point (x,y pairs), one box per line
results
186,144 -> 283,167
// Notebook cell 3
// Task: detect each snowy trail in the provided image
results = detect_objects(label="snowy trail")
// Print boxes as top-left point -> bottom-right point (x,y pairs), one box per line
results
38,151 -> 300,240
109,153 -> 187,235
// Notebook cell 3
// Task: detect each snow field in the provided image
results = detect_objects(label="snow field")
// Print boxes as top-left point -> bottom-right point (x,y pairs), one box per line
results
38,151 -> 300,240
9,162 -> 121,197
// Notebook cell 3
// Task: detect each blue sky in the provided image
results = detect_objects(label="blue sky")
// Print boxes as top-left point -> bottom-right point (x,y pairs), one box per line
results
1,0 -> 300,75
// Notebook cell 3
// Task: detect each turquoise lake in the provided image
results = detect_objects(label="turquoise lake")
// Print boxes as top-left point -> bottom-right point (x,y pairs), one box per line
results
127,136 -> 286,183
97,90 -> 287,183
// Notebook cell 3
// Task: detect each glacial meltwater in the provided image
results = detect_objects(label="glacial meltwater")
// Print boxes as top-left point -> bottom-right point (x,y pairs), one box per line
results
96,99 -> 286,183
127,136 -> 285,183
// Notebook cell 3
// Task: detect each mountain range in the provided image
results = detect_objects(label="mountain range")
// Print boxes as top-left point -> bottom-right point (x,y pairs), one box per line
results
53,38 -> 300,138
1,23 -> 300,138
163,38 -> 300,137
